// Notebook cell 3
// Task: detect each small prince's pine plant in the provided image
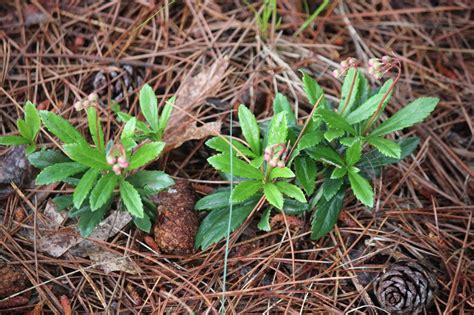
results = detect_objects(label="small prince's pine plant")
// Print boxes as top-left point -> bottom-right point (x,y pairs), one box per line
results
1,84 -> 175,237
195,56 -> 439,250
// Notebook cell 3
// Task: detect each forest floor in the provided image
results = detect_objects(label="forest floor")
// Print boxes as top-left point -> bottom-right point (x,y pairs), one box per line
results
0,1 -> 472,314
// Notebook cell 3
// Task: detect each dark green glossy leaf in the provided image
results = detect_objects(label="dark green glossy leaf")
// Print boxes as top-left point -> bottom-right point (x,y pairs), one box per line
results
311,188 -> 345,240
28,149 -> 70,169
36,162 -> 88,185
238,104 -> 261,155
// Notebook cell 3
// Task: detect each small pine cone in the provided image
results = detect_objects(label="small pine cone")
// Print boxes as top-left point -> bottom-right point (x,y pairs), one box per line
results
153,179 -> 199,255
0,146 -> 31,200
374,260 -> 437,315
92,65 -> 143,104
0,262 -> 29,299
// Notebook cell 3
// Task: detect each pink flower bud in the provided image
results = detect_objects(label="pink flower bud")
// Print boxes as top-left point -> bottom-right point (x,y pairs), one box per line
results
381,56 -> 392,63
277,161 -> 285,168
88,92 -> 98,102
269,160 -> 277,168
264,153 -> 270,162
112,164 -> 121,175
107,155 -> 116,165
348,57 -> 358,66
332,69 -> 341,78
340,60 -> 348,68
117,158 -> 128,168
368,58 -> 378,66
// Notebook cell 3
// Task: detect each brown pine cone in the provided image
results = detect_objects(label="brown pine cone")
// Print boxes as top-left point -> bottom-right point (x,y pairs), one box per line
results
152,179 -> 199,255
374,260 -> 437,315
0,146 -> 31,200
0,262 -> 30,309
93,65 -> 143,104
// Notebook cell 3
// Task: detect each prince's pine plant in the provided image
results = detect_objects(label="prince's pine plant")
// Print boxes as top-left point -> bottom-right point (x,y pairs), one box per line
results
195,56 -> 439,249
1,84 -> 175,237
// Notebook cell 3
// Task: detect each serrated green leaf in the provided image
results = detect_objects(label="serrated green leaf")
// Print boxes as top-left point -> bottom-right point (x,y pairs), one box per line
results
267,112 -> 287,147
338,68 -> 360,115
36,162 -> 88,185
307,145 -> 344,167
345,139 -> 362,166
231,180 -> 262,203
316,108 -> 356,135
282,199 -> 310,215
158,97 -> 175,134
275,182 -> 306,203
40,111 -> 86,144
238,105 -> 261,155
322,177 -> 343,201
348,169 -> 374,207
273,93 -> 296,125
370,97 -> 439,137
63,143 -> 110,170
346,79 -> 393,124
208,153 -> 263,180
17,119 -> 32,141
257,207 -> 272,232
139,84 -> 159,131
52,194 -> 74,212
78,203 -> 109,237
324,129 -> 345,142
302,72 -> 327,107
28,149 -> 70,169
294,155 -> 316,195
73,168 -> 99,209
195,189 -> 231,211
126,170 -> 174,194
86,107 -> 105,151
24,101 -> 41,140
297,130 -> 323,150
358,137 -> 419,170
89,173 -> 118,211
340,137 -> 358,147
117,112 -> 150,133
206,136 -> 256,158
133,214 -> 151,233
0,135 -> 30,145
330,167 -> 347,179
120,179 -> 144,218
311,188 -> 345,240
128,142 -> 164,170
367,137 -> 401,159
264,183 -> 283,210
269,167 -> 295,180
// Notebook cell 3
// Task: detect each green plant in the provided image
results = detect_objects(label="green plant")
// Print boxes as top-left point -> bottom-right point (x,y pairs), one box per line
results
1,84 -> 175,237
0,101 -> 41,154
245,0 -> 281,39
195,56 -> 439,250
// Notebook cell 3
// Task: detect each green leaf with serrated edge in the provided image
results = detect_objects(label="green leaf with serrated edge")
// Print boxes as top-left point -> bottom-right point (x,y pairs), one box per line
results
28,149 -> 70,169
128,142 -> 164,170
282,199 -> 310,215
250,155 -> 264,168
195,200 -> 257,250
311,188 -> 345,240
307,145 -> 344,167
231,180 -> 262,203
340,137 -> 358,147
117,112 -> 150,132
345,139 -> 362,166
195,188 -> 231,211
36,162 -> 88,185
139,84 -> 159,131
273,93 -> 296,125
267,112 -> 287,147
78,203 -> 109,237
269,167 -> 294,180
357,74 -> 370,105
89,173 -> 118,211
264,183 -> 283,210
302,72 -> 328,107
121,117 -> 136,141
158,96 -> 175,133
0,135 -> 30,145
370,97 -> 439,137
324,129 -> 345,142
24,101 -> 40,140
346,79 -> 393,125
206,136 -> 256,158
133,214 -> 151,233
238,104 -> 261,155
348,168 -> 374,207
322,177 -> 343,201
338,68 -> 360,115
69,204 -> 91,219
275,182 -> 306,203
208,153 -> 263,180
367,137 -> 401,159
86,107 -> 105,151
331,167 -> 347,179
316,108 -> 356,135
257,207 -> 272,232
73,168 -> 99,209
63,143 -> 110,170
40,111 -> 86,144
126,170 -> 174,193
120,179 -> 144,218
294,155 -> 316,195
17,119 -> 32,141
297,130 -> 323,151
358,137 -> 418,170
52,194 -> 73,212
25,145 -> 36,155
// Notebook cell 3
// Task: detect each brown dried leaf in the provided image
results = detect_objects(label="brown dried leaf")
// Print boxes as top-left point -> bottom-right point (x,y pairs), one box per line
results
165,121 -> 221,151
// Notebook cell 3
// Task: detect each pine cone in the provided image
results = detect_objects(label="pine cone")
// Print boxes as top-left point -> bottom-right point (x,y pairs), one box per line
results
0,146 -> 31,200
374,260 -> 437,314
93,65 -> 143,104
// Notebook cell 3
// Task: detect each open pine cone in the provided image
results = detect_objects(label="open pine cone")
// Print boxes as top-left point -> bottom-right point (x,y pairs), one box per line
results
93,65 -> 143,103
374,260 -> 437,314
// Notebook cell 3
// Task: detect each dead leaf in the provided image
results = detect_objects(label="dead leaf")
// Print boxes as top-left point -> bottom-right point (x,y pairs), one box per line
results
163,56 -> 230,150
88,250 -> 139,275
37,227 -> 81,258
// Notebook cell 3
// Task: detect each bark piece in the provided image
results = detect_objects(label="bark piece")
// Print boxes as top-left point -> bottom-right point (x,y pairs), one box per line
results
0,146 -> 31,200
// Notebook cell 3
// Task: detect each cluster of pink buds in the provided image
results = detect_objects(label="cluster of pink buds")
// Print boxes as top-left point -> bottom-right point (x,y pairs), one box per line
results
107,143 -> 128,175
264,144 -> 288,168
332,57 -> 359,78
74,93 -> 99,111
368,56 -> 394,80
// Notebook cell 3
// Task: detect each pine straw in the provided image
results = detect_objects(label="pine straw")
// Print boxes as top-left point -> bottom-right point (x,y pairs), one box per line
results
0,0 -> 473,313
